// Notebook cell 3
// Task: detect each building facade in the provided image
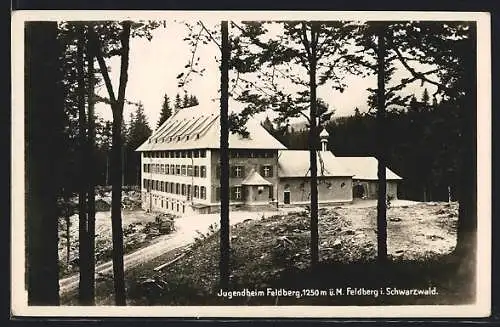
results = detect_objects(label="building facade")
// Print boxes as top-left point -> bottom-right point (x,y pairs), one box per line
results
136,104 -> 286,215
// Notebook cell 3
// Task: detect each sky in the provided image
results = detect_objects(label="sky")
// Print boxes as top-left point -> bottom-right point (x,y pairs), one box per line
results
94,20 -> 436,129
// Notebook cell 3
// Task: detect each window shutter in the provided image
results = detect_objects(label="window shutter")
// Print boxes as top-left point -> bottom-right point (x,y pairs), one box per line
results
260,166 -> 265,176
230,187 -> 235,200
230,166 -> 235,178
216,165 -> 221,178
240,166 -> 245,178
269,185 -> 274,199
269,166 -> 274,177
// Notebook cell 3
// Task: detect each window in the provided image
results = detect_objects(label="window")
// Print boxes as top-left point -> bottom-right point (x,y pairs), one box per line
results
215,187 -> 220,201
232,166 -> 245,178
143,179 -> 147,188
181,151 -> 186,158
155,180 -> 159,191
261,165 -> 273,177
161,152 -> 165,158
194,150 -> 199,158
187,165 -> 193,176
194,185 -> 199,198
143,164 -> 147,173
187,185 -> 192,200
170,164 -> 175,175
181,184 -> 186,196
200,186 -> 206,199
231,186 -> 242,200
181,165 -> 187,176
165,165 -> 170,175
165,151 -> 170,158
216,165 -> 221,179
200,166 -> 207,178
269,185 -> 274,199
176,183 -> 180,194
200,149 -> 206,158
160,164 -> 165,174
194,166 -> 199,177
176,165 -> 181,175
161,181 -> 165,192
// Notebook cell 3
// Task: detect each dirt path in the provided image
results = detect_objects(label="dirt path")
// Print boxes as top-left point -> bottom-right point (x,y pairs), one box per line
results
59,210 -> 276,295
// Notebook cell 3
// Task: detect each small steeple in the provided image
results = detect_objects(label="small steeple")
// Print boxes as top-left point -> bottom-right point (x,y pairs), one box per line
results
320,128 -> 329,152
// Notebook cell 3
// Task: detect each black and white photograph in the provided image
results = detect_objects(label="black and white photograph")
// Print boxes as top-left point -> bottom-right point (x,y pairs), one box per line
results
11,11 -> 491,317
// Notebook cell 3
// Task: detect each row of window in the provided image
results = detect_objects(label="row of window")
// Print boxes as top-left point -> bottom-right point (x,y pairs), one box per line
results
143,149 -> 275,159
144,163 -> 207,178
143,150 -> 207,159
144,179 -> 207,199
216,165 -> 274,178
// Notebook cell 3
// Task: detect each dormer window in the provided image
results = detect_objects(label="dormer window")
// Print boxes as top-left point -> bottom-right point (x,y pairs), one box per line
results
196,134 -> 200,139
177,136 -> 181,141
186,135 -> 190,140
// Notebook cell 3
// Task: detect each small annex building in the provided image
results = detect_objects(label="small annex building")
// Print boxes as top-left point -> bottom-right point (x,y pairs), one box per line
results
334,156 -> 402,200
277,150 -> 353,205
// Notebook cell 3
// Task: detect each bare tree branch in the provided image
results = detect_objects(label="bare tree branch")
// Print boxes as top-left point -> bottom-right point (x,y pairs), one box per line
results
199,21 -> 221,50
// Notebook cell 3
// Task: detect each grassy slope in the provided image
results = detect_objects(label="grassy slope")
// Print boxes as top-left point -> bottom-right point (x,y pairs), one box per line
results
123,202 -> 474,306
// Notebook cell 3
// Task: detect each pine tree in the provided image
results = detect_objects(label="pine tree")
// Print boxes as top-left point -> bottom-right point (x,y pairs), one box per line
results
128,102 -> 152,149
182,92 -> 190,108
189,94 -> 199,106
422,88 -> 430,105
174,93 -> 182,109
157,93 -> 172,127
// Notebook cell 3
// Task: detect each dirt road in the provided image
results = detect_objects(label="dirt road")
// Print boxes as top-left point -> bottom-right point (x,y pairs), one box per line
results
59,210 -> 275,295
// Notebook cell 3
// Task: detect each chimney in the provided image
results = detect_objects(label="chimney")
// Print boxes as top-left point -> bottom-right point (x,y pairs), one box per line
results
319,128 -> 329,152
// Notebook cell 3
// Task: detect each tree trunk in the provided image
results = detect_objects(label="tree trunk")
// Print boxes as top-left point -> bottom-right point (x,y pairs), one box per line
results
86,45 -> 96,305
110,21 -> 132,306
219,20 -> 230,289
76,24 -> 92,305
308,23 -> 319,269
376,23 -> 388,263
25,21 -> 61,305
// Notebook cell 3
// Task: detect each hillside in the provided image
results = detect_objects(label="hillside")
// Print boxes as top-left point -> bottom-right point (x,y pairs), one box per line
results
123,202 -> 470,306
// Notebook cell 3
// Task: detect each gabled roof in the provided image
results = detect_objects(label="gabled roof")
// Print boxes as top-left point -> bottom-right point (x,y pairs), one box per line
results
136,103 -> 286,151
334,157 -> 402,180
241,169 -> 273,186
278,150 -> 353,178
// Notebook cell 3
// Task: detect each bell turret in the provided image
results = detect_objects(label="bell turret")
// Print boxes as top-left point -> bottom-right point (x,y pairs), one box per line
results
320,128 -> 329,152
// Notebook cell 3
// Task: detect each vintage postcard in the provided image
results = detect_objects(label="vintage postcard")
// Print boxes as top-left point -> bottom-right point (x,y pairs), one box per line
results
11,10 -> 491,318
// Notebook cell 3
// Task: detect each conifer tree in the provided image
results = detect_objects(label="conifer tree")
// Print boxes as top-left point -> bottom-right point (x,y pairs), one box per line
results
157,93 -> 172,127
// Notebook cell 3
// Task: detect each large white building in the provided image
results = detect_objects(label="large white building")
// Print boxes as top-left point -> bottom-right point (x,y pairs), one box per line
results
136,104 -> 402,215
